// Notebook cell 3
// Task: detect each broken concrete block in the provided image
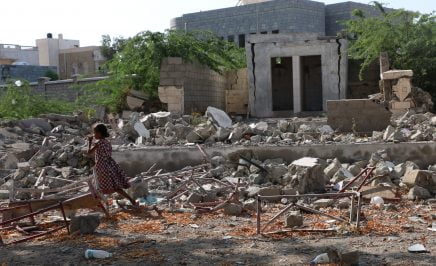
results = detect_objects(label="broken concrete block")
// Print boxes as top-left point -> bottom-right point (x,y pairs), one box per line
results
381,70 -> 413,80
152,112 -> 171,127
329,166 -> 351,183
126,96 -> 145,110
215,127 -> 231,141
285,211 -> 303,227
187,192 -> 202,203
266,164 -> 288,184
17,118 -> 52,132
206,106 -> 232,129
327,99 -> 392,132
277,120 -> 290,133
288,157 -> 327,194
313,199 -> 334,209
408,186 -> 432,200
394,161 -> 419,177
246,186 -> 261,198
0,190 -> 9,200
250,135 -> 262,143
324,159 -> 342,179
69,214 -> 101,234
402,170 -> 434,189
223,203 -> 243,216
243,199 -> 256,211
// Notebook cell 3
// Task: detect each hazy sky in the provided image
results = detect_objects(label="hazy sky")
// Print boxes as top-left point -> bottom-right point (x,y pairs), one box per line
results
1,0 -> 434,47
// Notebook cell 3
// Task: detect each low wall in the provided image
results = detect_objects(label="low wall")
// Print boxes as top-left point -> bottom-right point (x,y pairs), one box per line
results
113,142 -> 436,176
30,76 -> 108,102
0,65 -> 57,84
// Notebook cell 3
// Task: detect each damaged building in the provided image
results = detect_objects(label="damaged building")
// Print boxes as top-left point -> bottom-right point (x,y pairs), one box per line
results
164,0 -> 387,117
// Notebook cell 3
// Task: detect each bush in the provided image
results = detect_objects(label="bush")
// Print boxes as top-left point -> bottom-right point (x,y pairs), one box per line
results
344,2 -> 436,100
0,80 -> 76,119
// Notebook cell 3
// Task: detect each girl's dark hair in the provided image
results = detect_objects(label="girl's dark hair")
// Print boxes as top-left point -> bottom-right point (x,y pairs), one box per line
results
94,124 -> 110,138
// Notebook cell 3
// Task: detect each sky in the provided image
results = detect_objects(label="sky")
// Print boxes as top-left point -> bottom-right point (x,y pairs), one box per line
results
1,0 -> 434,47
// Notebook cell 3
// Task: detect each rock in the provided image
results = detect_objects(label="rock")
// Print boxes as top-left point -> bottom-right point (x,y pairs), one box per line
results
266,136 -> 280,144
214,127 -> 231,142
0,190 -> 9,200
313,199 -> 334,209
402,170 -> 434,189
206,107 -> 232,129
126,96 -> 145,110
266,164 -> 288,184
1,154 -> 19,169
211,156 -> 226,167
394,161 -> 419,177
246,186 -> 261,198
431,116 -> 436,126
258,186 -> 281,197
288,157 -> 327,194
337,198 -> 350,209
210,166 -> 226,178
324,159 -> 342,179
128,181 -> 149,200
408,186 -> 432,200
331,168 -> 353,184
277,120 -> 290,133
318,125 -> 334,135
11,142 -> 37,161
69,214 -> 101,234
248,173 -> 264,185
17,118 -> 52,132
250,135 -> 262,143
383,125 -> 395,141
252,122 -> 269,135
243,199 -> 256,211
285,211 -> 303,227
223,203 -> 243,216
187,192 -> 203,203
152,112 -> 171,127
133,122 -> 150,139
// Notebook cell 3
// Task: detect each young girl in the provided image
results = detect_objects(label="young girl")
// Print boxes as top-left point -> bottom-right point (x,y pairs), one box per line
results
88,124 -> 137,208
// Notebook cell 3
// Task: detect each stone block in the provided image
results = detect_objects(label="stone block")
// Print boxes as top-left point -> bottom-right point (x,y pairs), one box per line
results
402,170 -> 434,189
69,214 -> 101,234
327,99 -> 392,133
285,211 -> 303,227
381,70 -> 413,80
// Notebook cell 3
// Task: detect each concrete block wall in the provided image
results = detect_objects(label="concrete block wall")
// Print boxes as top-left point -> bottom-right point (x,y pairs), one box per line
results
226,68 -> 249,114
159,57 -> 228,114
0,65 -> 57,84
30,76 -> 108,102
325,2 -> 393,36
172,0 -> 326,44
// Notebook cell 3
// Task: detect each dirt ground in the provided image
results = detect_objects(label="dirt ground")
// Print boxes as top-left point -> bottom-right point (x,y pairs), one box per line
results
1,201 -> 435,265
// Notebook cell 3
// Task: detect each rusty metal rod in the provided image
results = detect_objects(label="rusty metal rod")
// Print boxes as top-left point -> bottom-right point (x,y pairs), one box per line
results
256,196 -> 261,235
4,225 -> 67,246
0,203 -> 61,226
258,192 -> 357,200
295,204 -> 347,223
261,203 -> 295,233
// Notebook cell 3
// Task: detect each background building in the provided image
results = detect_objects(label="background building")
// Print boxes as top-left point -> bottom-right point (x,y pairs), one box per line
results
58,46 -> 106,79
36,33 -> 80,68
171,0 -> 386,47
0,44 -> 39,65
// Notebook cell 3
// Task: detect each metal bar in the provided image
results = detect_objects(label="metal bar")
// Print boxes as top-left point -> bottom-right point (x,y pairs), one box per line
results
240,155 -> 268,173
4,225 -> 67,246
261,203 -> 295,233
264,228 -> 336,235
295,204 -> 347,223
258,192 -> 357,200
349,195 -> 356,223
59,202 -> 70,235
27,202 -> 36,225
356,167 -> 375,191
356,193 -> 363,228
338,167 -> 374,193
256,196 -> 261,235
0,203 -> 61,226
0,204 -> 29,212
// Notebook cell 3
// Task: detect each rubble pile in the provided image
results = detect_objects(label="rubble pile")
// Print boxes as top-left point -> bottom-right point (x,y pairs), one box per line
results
0,114 -> 94,200
118,109 -> 436,147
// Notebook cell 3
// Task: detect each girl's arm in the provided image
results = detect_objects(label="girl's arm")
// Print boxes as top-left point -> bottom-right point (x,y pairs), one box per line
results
87,136 -> 98,154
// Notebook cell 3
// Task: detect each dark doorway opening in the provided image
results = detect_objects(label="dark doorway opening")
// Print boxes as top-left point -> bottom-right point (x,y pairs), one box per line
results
271,57 -> 293,111
302,55 -> 322,111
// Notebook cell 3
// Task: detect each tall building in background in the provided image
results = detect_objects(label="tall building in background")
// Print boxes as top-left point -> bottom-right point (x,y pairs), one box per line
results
171,0 -> 387,47
58,46 -> 106,79
36,33 -> 80,69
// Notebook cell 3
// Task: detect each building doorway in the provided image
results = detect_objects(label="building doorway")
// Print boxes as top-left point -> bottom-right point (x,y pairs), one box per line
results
302,55 -> 322,111
271,57 -> 293,111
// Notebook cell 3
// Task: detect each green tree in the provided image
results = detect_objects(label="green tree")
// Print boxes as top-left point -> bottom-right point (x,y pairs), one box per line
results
345,2 -> 436,99
100,35 -> 128,61
92,30 -> 246,111
44,69 -> 59,81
